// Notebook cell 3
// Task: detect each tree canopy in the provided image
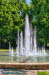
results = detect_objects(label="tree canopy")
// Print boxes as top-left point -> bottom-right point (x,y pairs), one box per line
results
30,0 -> 49,47
0,0 -> 49,48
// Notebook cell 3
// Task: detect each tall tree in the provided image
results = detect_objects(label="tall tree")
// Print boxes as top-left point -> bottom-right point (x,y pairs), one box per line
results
30,0 -> 49,47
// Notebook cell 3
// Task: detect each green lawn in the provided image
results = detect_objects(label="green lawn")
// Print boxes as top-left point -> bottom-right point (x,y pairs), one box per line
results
38,71 -> 49,75
0,49 -> 15,51
0,49 -> 9,51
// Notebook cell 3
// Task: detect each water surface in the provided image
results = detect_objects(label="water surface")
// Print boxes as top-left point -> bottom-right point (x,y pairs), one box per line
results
0,51 -> 49,63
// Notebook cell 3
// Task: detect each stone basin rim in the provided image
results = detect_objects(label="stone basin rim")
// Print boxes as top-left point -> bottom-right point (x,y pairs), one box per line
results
0,63 -> 49,69
0,63 -> 49,65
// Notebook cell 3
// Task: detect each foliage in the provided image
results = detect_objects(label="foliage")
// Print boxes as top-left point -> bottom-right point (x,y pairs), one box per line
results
30,0 -> 49,46
0,0 -> 49,48
0,0 -> 25,47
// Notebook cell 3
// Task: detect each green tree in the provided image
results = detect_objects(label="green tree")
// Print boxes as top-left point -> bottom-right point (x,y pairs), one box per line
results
30,0 -> 49,47
0,0 -> 27,48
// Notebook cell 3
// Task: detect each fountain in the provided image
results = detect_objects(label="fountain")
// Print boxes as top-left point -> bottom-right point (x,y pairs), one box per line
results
9,42 -> 11,53
16,31 -> 20,56
11,47 -> 14,56
0,14 -> 48,63
16,14 -> 46,56
24,14 -> 31,56
8,14 -> 46,57
9,42 -> 14,56
42,44 -> 46,56
33,26 -> 37,55
19,31 -> 24,55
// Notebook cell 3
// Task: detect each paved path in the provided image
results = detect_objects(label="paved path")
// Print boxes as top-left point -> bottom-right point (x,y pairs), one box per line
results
0,69 -> 37,75
27,70 -> 37,75
0,69 -> 49,75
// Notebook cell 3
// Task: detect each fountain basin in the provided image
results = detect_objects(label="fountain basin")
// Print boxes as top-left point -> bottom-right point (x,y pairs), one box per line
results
0,51 -> 49,63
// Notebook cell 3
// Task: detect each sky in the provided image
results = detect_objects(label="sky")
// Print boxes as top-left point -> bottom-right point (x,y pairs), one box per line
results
26,0 -> 31,4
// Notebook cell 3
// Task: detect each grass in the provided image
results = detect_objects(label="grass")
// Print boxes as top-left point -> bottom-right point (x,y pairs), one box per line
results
0,49 -> 9,51
0,49 -> 15,51
38,71 -> 49,75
